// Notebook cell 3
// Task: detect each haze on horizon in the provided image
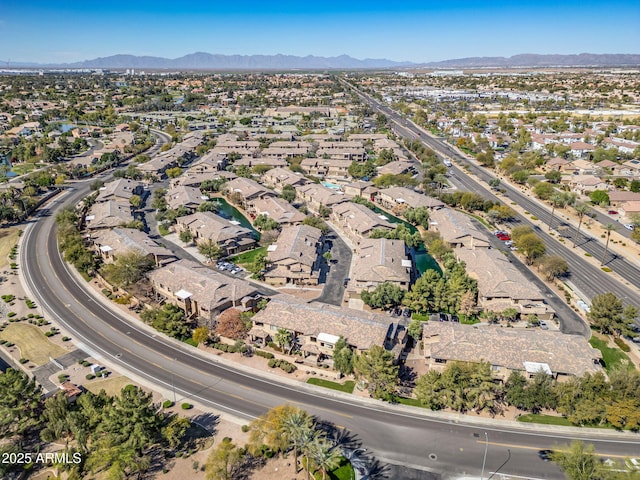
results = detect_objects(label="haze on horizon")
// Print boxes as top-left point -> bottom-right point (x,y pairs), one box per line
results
2,0 -> 639,65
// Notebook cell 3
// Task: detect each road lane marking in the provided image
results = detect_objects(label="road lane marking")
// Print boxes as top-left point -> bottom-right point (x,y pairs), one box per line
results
478,440 -> 636,459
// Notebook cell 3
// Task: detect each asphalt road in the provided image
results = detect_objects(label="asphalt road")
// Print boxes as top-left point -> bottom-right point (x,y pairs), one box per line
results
21,183 -> 640,480
315,229 -> 352,306
345,81 -> 640,313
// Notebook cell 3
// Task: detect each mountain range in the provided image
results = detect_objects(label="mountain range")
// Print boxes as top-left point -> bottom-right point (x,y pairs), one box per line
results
8,52 -> 640,70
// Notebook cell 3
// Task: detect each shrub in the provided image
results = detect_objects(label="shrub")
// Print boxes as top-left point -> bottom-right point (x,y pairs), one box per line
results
614,338 -> 630,352
241,424 -> 249,433
58,374 -> 69,383
7,312 -> 16,318
62,336 -> 71,341
268,358 -> 277,368
530,216 -> 538,221
181,403 -> 193,410
163,400 -> 174,408
19,358 -> 28,364
601,267 -> 612,273
0,340 -> 6,345
85,374 -> 95,380
254,349 -> 274,359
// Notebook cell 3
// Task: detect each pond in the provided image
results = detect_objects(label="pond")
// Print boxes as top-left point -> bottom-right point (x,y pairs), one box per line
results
213,197 -> 260,240
372,205 -> 441,276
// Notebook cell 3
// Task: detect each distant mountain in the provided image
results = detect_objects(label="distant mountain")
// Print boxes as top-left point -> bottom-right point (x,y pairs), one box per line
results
421,53 -> 640,68
58,52 -> 410,70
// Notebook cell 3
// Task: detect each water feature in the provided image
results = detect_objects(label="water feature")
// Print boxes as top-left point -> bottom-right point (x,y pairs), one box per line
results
213,197 -> 260,240
322,181 -> 342,190
372,205 -> 441,275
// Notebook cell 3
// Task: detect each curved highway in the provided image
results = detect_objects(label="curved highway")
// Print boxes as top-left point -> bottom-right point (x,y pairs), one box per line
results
21,182 -> 640,479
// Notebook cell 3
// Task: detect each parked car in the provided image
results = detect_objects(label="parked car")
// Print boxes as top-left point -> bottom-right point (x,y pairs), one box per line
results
538,450 -> 554,461
343,277 -> 350,288
450,314 -> 460,323
402,308 -> 412,318
438,312 -> 449,322
504,240 -> 513,247
623,224 -> 635,231
497,234 -> 511,241
607,210 -> 618,215
540,320 -> 549,330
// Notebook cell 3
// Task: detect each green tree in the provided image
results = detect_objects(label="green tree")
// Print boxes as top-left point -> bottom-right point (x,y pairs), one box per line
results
192,326 -> 210,345
589,190 -> 610,206
166,167 -> 183,178
308,437 -> 342,480
129,194 -> 142,208
0,368 -> 42,438
280,407 -> 314,473
551,441 -> 607,480
179,229 -> 193,243
205,437 -> 243,480
100,251 -> 155,287
198,201 -> 219,213
162,416 -> 190,449
254,213 -> 280,231
281,184 -> 297,203
407,318 -> 423,341
514,233 -> 546,265
302,215 -> 329,234
198,239 -> 223,262
403,269 -> 443,315
545,170 -> 562,183
360,282 -> 405,310
333,337 -> 355,376
354,345 -> 398,401
533,181 -> 555,200
588,292 -> 624,335
538,255 -> 569,281
140,303 -> 190,339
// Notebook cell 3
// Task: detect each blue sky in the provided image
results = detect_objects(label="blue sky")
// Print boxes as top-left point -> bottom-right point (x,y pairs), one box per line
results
2,0 -> 639,64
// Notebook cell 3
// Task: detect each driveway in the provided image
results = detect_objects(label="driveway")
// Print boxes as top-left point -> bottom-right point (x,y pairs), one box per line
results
315,228 -> 352,306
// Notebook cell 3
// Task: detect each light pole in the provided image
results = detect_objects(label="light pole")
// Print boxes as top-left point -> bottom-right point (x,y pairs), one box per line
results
480,431 -> 488,480
171,359 -> 177,403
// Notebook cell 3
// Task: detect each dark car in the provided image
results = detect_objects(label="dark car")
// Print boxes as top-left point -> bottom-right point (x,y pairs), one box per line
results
450,315 -> 460,323
439,312 -> 448,322
402,308 -> 412,318
343,278 -> 350,288
538,450 -> 554,461
608,210 -> 618,215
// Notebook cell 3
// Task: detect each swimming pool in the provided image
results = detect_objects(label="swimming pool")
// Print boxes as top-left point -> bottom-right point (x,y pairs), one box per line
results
321,181 -> 341,190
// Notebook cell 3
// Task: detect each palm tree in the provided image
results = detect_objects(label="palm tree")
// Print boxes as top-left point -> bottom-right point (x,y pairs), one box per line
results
300,428 -> 322,480
572,203 -> 589,248
309,438 -> 342,480
280,408 -> 313,473
548,193 -> 564,231
274,328 -> 293,353
601,223 -> 616,266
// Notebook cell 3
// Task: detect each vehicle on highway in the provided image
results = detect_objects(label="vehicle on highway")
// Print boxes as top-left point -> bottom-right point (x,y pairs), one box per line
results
443,159 -> 452,167
497,234 -> 511,241
538,450 -> 554,461
624,224 -> 635,231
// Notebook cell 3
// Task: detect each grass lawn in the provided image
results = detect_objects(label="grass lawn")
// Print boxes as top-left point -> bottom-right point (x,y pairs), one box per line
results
306,378 -> 355,394
589,335 -> 633,373
326,457 -> 354,480
228,246 -> 266,267
517,414 -> 574,427
0,323 -> 67,365
11,163 -> 47,175
85,376 -> 134,396
0,227 -> 21,268
394,396 -> 423,407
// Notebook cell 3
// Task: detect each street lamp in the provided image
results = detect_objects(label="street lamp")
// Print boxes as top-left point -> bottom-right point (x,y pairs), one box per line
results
480,432 -> 488,480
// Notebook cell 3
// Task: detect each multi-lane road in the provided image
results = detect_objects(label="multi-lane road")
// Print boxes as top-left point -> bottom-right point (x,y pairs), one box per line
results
345,80 -> 640,313
21,177 -> 640,480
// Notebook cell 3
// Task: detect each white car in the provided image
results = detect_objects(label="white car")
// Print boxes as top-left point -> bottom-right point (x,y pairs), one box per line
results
623,224 -> 635,231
